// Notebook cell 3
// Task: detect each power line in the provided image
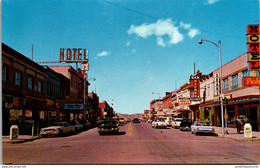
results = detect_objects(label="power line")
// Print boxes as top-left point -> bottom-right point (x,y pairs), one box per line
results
102,0 -> 243,39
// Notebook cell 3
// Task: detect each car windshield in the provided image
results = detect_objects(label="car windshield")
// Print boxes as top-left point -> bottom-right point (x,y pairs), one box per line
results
53,122 -> 64,126
176,119 -> 182,121
103,120 -> 116,125
197,122 -> 210,126
157,118 -> 165,121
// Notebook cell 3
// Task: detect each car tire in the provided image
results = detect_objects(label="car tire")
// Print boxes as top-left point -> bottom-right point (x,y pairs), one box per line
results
195,132 -> 198,135
59,130 -> 63,136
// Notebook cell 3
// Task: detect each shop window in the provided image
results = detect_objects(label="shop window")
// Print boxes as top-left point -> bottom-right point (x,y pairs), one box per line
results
2,66 -> 6,82
231,74 -> 238,89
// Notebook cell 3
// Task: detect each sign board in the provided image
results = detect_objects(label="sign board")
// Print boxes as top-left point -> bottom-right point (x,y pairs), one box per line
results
60,48 -> 88,63
81,63 -> 89,71
243,77 -> 260,86
247,25 -> 260,71
189,97 -> 202,101
190,76 -> 200,98
64,104 -> 84,110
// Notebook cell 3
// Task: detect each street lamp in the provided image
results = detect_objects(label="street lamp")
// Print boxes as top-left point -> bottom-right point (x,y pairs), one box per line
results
199,39 -> 225,135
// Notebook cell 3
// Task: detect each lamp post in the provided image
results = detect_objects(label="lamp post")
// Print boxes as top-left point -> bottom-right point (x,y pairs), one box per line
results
199,39 -> 225,135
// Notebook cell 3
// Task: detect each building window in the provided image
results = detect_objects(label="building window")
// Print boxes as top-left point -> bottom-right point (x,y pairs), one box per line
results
38,81 -> 42,93
28,77 -> 33,90
242,69 -> 250,77
15,72 -> 21,86
2,66 -> 6,82
223,78 -> 229,92
232,74 -> 238,89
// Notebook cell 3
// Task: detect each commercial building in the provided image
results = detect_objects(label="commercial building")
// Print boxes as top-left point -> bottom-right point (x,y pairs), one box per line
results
2,43 -> 48,135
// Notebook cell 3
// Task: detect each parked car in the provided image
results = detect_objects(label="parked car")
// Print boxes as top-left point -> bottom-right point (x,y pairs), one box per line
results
133,118 -> 140,123
98,120 -> 119,135
84,120 -> 92,129
191,121 -> 215,135
172,118 -> 183,129
119,118 -> 125,125
147,118 -> 153,123
152,118 -> 167,129
40,122 -> 75,137
180,119 -> 192,131
162,117 -> 173,126
70,120 -> 84,132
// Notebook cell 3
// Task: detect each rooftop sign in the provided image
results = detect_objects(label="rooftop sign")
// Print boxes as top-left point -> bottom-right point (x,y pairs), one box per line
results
60,48 -> 88,63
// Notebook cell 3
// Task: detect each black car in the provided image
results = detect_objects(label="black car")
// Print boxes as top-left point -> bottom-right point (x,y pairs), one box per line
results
133,118 -> 140,123
98,120 -> 119,135
180,119 -> 192,131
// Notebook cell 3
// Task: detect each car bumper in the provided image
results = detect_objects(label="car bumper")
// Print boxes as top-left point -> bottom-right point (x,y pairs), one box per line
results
156,125 -> 167,128
180,127 -> 191,131
196,130 -> 215,134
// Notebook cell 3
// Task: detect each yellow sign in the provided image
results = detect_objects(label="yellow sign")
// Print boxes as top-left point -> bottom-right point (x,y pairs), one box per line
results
248,34 -> 259,43
224,114 -> 228,119
248,53 -> 259,61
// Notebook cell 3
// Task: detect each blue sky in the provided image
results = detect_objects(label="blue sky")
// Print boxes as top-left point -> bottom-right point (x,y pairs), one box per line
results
2,0 -> 259,115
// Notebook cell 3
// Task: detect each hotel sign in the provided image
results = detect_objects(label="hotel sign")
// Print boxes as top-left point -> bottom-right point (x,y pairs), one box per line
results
60,48 -> 88,63
190,75 -> 200,98
247,25 -> 259,71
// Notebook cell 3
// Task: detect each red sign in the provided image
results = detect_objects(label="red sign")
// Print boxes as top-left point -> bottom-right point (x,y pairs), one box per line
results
248,43 -> 259,53
243,77 -> 260,86
249,61 -> 260,71
60,48 -> 88,62
247,25 -> 259,35
190,78 -> 200,98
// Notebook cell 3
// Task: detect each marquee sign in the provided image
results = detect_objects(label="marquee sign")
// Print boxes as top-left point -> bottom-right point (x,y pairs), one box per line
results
247,25 -> 259,71
60,48 -> 88,63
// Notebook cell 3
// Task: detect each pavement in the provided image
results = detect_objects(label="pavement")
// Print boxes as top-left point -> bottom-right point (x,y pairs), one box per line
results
1,126 -> 260,144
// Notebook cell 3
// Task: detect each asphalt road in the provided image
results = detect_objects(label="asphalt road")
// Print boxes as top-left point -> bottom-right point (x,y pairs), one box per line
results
2,122 -> 260,165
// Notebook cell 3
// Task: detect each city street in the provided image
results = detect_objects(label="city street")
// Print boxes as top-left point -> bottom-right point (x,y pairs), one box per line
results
3,122 -> 260,165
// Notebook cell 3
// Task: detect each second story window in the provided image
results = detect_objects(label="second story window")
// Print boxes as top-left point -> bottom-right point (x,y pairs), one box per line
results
28,77 -> 33,90
38,81 -> 42,93
232,74 -> 238,89
242,69 -> 250,77
15,72 -> 21,86
223,78 -> 229,92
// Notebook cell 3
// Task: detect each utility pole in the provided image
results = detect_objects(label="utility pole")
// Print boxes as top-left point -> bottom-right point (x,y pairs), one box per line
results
32,44 -> 33,60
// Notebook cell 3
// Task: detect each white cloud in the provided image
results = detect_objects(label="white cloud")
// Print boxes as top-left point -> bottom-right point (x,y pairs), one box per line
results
127,18 -> 199,47
132,49 -> 136,54
157,37 -> 166,47
188,29 -> 200,39
204,0 -> 220,5
97,51 -> 111,57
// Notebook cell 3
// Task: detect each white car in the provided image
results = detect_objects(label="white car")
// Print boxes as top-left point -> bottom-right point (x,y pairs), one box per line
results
152,118 -> 167,129
172,118 -> 183,128
40,122 -> 75,137
191,121 -> 215,135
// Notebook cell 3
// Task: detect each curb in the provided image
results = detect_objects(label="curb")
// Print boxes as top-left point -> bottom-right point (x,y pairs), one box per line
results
2,137 -> 41,144
217,134 -> 260,142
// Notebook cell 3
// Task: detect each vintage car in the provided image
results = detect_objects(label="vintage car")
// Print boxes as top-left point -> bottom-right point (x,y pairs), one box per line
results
98,120 -> 119,135
40,122 -> 75,137
180,119 -> 192,131
152,118 -> 167,129
191,121 -> 215,135
70,120 -> 84,132
133,118 -> 140,123
172,118 -> 183,129
118,118 -> 125,125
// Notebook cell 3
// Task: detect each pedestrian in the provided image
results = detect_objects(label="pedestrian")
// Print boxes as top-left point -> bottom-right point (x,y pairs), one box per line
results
235,116 -> 242,134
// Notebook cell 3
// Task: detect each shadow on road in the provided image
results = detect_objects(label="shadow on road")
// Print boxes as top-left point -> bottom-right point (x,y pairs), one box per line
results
99,131 -> 126,136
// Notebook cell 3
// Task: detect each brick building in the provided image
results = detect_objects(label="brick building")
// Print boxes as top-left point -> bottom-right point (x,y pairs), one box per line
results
2,43 -> 47,135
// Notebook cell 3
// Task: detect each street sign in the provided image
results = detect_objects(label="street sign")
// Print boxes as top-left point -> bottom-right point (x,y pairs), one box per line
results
81,63 -> 89,71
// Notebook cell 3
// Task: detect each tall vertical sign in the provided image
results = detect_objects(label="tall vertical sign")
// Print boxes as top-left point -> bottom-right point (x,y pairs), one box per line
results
244,25 -> 260,86
190,75 -> 201,101
247,25 -> 259,71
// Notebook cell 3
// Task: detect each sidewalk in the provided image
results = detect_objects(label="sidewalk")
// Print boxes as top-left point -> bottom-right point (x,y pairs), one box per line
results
214,126 -> 260,142
2,135 -> 41,144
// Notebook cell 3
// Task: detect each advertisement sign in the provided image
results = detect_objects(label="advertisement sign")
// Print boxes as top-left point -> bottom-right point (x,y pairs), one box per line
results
190,75 -> 200,98
25,110 -> 33,117
247,25 -> 259,71
64,104 -> 84,110
60,48 -> 88,63
243,77 -> 260,86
